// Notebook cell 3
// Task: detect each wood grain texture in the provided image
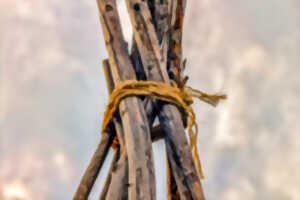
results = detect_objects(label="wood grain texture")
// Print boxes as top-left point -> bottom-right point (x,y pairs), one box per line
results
101,59 -> 129,200
131,41 -> 158,127
99,149 -> 121,200
126,0 -> 205,199
104,151 -> 129,200
96,1 -> 156,199
168,0 -> 186,88
102,60 -> 162,200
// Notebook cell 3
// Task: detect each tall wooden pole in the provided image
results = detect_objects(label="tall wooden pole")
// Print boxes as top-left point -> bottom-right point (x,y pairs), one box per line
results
125,0 -> 205,199
96,1 -> 156,199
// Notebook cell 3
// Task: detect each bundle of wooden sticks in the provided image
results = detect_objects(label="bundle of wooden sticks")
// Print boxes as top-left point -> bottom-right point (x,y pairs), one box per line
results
74,0 -> 207,199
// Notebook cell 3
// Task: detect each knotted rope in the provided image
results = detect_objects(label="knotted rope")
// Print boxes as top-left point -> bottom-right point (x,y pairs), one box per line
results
101,80 -> 226,179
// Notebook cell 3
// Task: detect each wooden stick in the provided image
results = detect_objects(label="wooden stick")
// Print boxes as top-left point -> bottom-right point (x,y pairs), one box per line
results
125,0 -> 205,199
99,148 -> 120,199
167,1 -> 188,198
167,158 -> 181,200
101,59 -> 129,200
104,151 -> 129,200
103,59 -> 115,94
131,40 -> 159,127
129,1 -> 180,198
102,59 -> 128,150
102,58 -> 166,200
168,0 -> 186,88
73,127 -> 115,200
129,0 -> 169,127
147,3 -> 182,198
96,1 -> 156,199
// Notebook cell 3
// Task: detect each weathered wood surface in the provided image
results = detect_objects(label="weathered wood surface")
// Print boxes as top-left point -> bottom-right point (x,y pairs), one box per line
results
103,151 -> 129,200
126,0 -> 205,199
167,159 -> 180,200
167,1 -> 190,199
99,149 -> 120,200
102,59 -> 127,150
129,0 -> 169,128
102,58 -> 171,200
168,0 -> 187,88
96,1 -> 156,199
128,2 -> 180,197
73,127 -> 115,200
102,59 -> 166,199
101,59 -> 129,200
131,41 -> 159,127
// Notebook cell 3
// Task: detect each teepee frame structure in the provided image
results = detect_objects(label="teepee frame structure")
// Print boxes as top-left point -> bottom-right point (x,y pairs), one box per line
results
74,0 -> 207,199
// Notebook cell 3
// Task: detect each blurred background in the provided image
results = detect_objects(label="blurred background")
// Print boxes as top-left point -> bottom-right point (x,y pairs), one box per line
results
1,0 -> 299,199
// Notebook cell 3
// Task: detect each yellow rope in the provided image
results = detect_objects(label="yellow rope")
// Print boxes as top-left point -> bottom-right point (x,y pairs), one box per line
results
101,80 -> 226,179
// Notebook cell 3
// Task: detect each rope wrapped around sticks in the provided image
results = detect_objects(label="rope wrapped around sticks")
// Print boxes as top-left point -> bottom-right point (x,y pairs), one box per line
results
101,80 -> 226,179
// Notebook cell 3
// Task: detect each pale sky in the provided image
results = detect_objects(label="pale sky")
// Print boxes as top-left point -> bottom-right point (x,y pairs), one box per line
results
1,0 -> 300,199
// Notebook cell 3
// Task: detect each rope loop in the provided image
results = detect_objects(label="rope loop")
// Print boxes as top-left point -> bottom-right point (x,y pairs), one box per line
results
101,80 -> 226,179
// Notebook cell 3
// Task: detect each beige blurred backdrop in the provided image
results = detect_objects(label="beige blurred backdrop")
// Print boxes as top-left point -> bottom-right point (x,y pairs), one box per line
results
1,0 -> 300,199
